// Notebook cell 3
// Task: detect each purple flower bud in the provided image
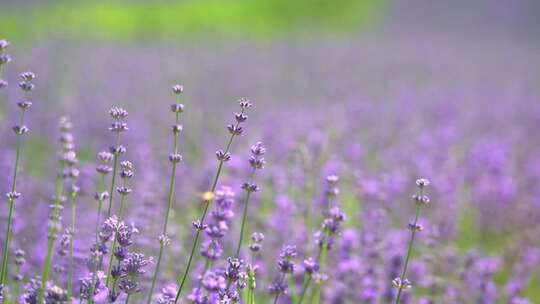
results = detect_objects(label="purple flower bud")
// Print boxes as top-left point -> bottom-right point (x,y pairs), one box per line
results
0,79 -> 7,89
241,182 -> 259,192
192,220 -> 207,231
303,257 -> 319,274
171,124 -> 183,135
268,280 -> 287,295
17,101 -> 32,110
158,234 -> 171,246
169,153 -> 183,163
392,277 -> 412,289
120,169 -> 133,179
235,113 -> 247,123
96,165 -> 112,175
109,106 -> 128,120
12,125 -> 29,135
250,142 -> 265,156
109,121 -> 128,132
200,239 -> 223,261
6,191 -> 21,201
408,222 -> 424,232
201,271 -> 226,293
116,187 -> 132,195
94,191 -> 109,202
20,72 -> 36,81
114,247 -> 128,261
224,257 -> 244,282
111,265 -> 123,279
18,81 -> 34,92
251,232 -> 264,243
171,103 -> 184,113
249,156 -> 265,170
109,145 -> 126,154
280,245 -> 297,259
0,40 -> 9,49
278,259 -> 295,273
0,54 -> 11,65
326,175 -> 339,185
413,194 -> 430,205
172,84 -> 184,94
227,124 -> 243,135
238,98 -> 252,109
416,178 -> 430,188
216,150 -> 231,162
70,185 -> 80,195
98,151 -> 114,162
120,160 -> 134,173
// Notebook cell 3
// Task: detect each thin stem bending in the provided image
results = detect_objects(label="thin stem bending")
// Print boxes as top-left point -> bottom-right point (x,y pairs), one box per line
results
0,71 -> 35,286
174,98 -> 252,303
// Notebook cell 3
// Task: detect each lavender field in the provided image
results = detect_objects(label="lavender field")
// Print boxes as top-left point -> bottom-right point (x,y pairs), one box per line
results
1,1 -> 540,303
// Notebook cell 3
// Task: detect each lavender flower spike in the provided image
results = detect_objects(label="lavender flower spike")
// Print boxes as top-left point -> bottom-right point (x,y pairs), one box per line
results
146,85 -> 186,304
234,141 -> 265,258
38,117 -> 77,303
105,159 -> 134,288
174,98 -> 252,303
106,106 -> 128,218
0,39 -> 10,91
394,178 -> 430,304
1,70 -> 35,288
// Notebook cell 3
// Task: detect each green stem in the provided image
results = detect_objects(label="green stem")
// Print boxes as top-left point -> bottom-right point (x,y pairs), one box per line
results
0,197 -> 16,285
124,294 -> 130,304
67,191 -> 78,301
174,202 -> 210,303
395,203 -> 422,304
309,231 -> 329,304
0,109 -> 26,285
38,162 -> 66,303
249,287 -> 255,304
235,190 -> 252,258
146,97 -> 182,304
88,175 -> 106,304
146,244 -> 165,303
297,275 -> 312,304
106,131 -> 121,218
94,176 -> 106,247
14,264 -> 21,298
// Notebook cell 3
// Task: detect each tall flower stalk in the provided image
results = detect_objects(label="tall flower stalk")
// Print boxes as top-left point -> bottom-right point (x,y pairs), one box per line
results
67,184 -> 80,301
269,245 -> 297,304
393,178 -> 430,304
174,98 -> 252,303
246,232 -> 264,304
234,142 -> 265,259
88,107 -> 128,303
302,175 -> 345,304
106,160 -> 134,287
60,117 -> 80,301
0,71 -> 35,288
38,117 -> 79,303
95,151 -> 114,244
0,39 -> 10,92
106,106 -> 129,218
146,84 -> 185,303
12,249 -> 26,297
